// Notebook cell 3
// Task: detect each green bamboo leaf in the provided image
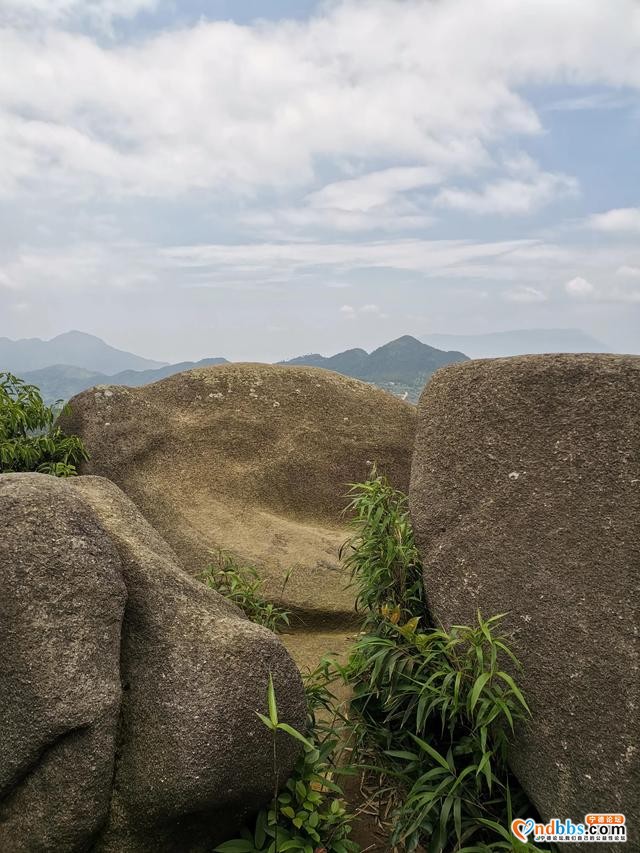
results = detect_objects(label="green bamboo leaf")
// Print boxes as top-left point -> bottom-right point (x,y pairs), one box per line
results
276,723 -> 314,749
454,795 -> 462,841
476,818 -> 517,842
256,712 -> 275,731
253,810 -> 267,847
213,841 -> 255,852
384,749 -> 419,761
469,672 -> 490,712
439,793 -> 454,836
409,734 -> 451,771
267,674 -> 278,726
496,671 -> 531,714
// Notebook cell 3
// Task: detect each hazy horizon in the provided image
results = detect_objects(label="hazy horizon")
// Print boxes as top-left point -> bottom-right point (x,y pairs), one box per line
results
0,326 -> 620,367
1,0 -> 639,363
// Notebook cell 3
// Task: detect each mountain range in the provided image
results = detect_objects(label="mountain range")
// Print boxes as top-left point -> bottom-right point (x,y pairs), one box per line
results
2,332 -> 467,404
9,335 -> 463,404
0,330 -> 166,374
0,326 -> 616,405
20,359 -> 229,404
280,335 -> 468,399
423,328 -> 610,359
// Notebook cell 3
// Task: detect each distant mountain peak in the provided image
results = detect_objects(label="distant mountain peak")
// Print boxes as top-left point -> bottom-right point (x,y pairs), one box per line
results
375,334 -> 422,347
55,329 -> 99,340
280,335 -> 468,401
0,329 -> 167,374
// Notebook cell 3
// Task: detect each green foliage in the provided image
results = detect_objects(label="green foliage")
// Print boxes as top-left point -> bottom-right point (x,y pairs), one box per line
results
215,675 -> 359,853
0,372 -> 88,476
341,468 -> 424,622
201,551 -> 291,632
205,555 -> 358,848
211,472 -> 549,853
341,472 -> 552,853
302,657 -> 344,735
346,615 -> 534,851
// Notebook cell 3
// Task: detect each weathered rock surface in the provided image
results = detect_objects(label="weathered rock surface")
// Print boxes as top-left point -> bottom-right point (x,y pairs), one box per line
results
409,354 -> 640,850
60,364 -> 416,617
0,473 -> 305,852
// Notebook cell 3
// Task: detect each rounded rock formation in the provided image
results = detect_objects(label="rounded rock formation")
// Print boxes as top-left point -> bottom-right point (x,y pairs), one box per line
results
409,354 -> 640,849
59,363 -> 416,618
0,473 -> 305,852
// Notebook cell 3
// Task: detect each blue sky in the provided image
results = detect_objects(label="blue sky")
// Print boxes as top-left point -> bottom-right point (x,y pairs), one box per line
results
0,0 -> 639,361
134,1 -> 322,28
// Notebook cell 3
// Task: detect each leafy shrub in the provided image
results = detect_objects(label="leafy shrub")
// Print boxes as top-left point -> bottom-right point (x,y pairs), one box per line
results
340,466 -> 424,622
0,372 -> 87,476
340,472 -> 551,853
201,551 -> 291,632
215,675 -> 358,853
211,472 -> 548,853
346,614 -> 534,851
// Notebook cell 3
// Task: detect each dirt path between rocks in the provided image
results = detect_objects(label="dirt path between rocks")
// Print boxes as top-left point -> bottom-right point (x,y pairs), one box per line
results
281,626 -> 392,853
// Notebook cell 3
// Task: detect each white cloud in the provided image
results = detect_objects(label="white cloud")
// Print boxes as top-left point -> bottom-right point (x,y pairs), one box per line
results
565,276 -> 596,296
243,202 -> 434,235
0,270 -> 19,290
307,167 -> 441,213
5,236 -> 640,304
545,92 -> 637,112
255,166 -> 440,233
587,208 -> 640,233
0,242 -> 158,293
617,265 -> 640,278
0,0 -> 158,27
503,285 -> 547,303
339,302 -> 388,320
435,155 -> 578,215
158,237 -> 536,279
564,275 -> 640,304
1,2 -> 640,356
361,303 -> 387,317
1,0 -> 639,200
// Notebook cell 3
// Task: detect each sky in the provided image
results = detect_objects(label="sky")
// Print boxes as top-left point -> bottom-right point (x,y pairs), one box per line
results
0,0 -> 639,363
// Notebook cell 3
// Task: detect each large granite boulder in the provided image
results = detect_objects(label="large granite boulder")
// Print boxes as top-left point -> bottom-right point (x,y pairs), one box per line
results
409,354 -> 639,850
0,473 -> 305,852
59,364 -> 416,617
